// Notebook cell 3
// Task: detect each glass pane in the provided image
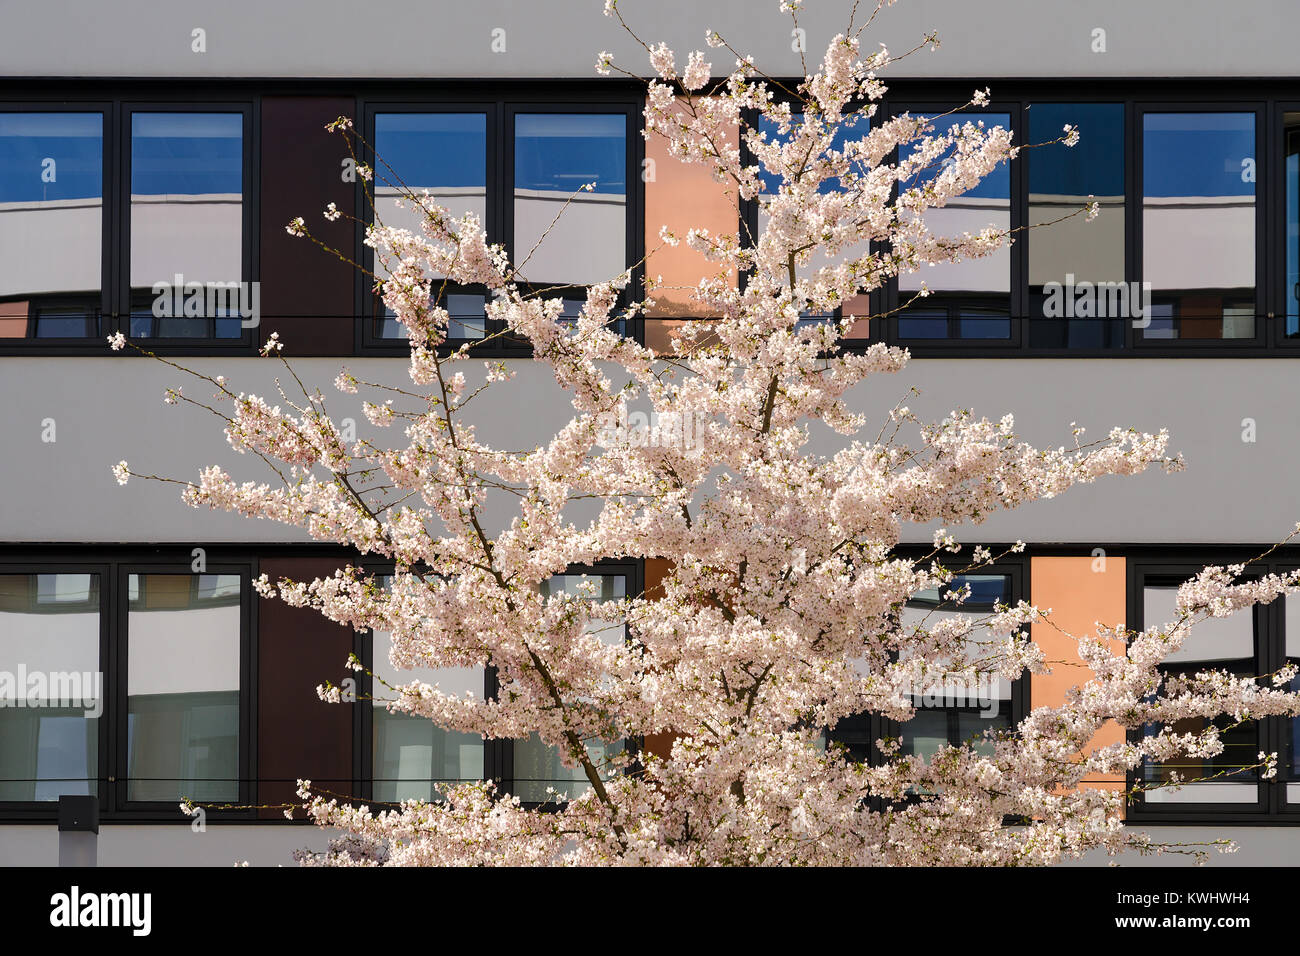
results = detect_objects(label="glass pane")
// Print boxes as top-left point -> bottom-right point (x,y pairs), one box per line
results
956,707 -> 1012,758
899,112 -> 1012,296
957,308 -> 1011,339
514,113 -> 626,286
899,709 -> 950,762
130,113 -> 244,339
897,310 -> 949,339
512,734 -> 623,804
373,292 -> 487,341
1142,112 -> 1255,340
512,571 -> 628,802
0,574 -> 100,801
910,574 -> 1010,608
371,629 -> 484,803
1285,115 -> 1300,338
901,573 -> 1014,765
755,112 -> 869,286
370,574 -> 485,801
127,573 -> 240,802
373,113 -> 487,283
1029,103 -> 1126,348
1142,583 -> 1257,789
0,113 -> 103,338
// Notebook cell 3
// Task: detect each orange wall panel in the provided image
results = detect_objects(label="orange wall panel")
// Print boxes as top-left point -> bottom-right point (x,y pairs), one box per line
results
643,96 -> 738,320
1030,555 -> 1128,804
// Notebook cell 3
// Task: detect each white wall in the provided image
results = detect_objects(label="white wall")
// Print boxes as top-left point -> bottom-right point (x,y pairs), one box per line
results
0,0 -> 1289,79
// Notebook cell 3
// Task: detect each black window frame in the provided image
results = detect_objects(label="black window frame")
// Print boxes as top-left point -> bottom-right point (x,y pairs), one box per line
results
120,101 -> 258,354
722,78 -> 1300,358
884,96 -> 1025,350
0,102 -> 113,349
1131,101 -> 1266,351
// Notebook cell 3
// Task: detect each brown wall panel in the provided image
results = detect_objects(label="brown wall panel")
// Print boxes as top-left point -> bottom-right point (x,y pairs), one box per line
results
641,557 -> 676,760
260,96 -> 358,356
257,556 -> 356,817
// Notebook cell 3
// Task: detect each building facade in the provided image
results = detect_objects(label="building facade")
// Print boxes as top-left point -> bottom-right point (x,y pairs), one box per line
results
1,0 -> 1299,865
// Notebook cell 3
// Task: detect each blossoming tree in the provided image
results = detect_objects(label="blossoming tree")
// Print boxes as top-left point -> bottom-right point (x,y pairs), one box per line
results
113,0 -> 1300,865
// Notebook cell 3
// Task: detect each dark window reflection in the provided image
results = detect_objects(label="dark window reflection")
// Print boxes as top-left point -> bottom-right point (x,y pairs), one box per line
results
897,300 -> 1011,341
0,113 -> 103,338
374,292 -> 488,341
1284,115 -> 1300,338
1029,103 -> 1126,349
1142,112 -> 1255,340
513,113 -> 626,286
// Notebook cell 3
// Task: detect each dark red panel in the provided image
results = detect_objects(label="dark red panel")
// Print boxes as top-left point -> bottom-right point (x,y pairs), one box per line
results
257,557 -> 356,817
259,96 -> 358,355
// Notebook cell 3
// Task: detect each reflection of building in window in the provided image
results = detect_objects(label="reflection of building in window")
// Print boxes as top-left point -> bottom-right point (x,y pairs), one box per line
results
128,113 -> 244,340
1028,102 -> 1126,349
898,112 -> 1012,341
513,113 -> 626,288
1141,112 -> 1256,340
0,574 -> 101,801
369,569 -> 629,805
126,573 -> 241,802
0,112 -> 104,338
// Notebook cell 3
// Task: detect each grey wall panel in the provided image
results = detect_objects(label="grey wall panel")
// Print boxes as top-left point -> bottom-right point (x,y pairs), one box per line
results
0,824 -> 337,867
0,355 -> 1294,545
0,822 -> 1291,865
0,0 -> 1290,80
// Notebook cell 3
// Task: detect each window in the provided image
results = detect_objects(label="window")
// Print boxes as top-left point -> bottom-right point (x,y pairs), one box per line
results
749,110 -> 867,327
896,110 -> 1014,342
0,111 -> 105,340
1139,578 -> 1260,804
363,99 -> 637,351
894,573 -> 1016,761
369,111 -> 490,345
828,559 -> 1025,774
1028,103 -> 1126,349
363,564 -> 636,806
0,99 -> 253,350
0,555 -> 252,821
127,111 -> 248,341
125,572 -> 243,803
1130,558 -> 1300,821
508,572 -> 628,803
369,574 -> 485,802
1139,111 -> 1258,342
1283,111 -> 1300,339
512,112 -> 627,288
0,573 -> 102,802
